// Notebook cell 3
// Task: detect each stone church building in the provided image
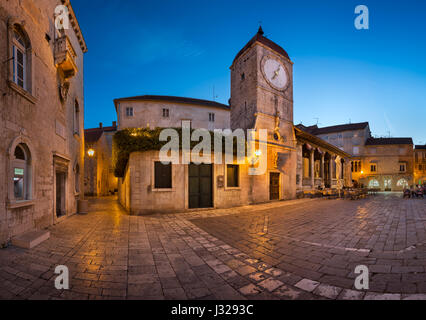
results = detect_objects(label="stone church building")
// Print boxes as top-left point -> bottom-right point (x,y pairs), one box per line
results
114,28 -> 351,215
0,0 -> 86,245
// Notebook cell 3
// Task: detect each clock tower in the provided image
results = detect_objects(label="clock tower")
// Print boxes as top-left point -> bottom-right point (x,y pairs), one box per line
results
230,27 -> 294,141
230,27 -> 297,201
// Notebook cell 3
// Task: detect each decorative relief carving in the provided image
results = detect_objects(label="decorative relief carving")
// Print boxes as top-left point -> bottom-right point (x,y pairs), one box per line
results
59,81 -> 70,102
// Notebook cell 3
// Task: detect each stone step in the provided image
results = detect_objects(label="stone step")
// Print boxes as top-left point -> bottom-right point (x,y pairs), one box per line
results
12,230 -> 50,249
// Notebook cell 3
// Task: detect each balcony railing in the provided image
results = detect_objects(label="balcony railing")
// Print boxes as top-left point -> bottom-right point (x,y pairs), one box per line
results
54,36 -> 78,80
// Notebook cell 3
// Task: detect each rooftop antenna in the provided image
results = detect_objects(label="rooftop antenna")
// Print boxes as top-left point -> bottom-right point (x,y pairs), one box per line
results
387,131 -> 391,138
314,117 -> 320,126
349,119 -> 352,124
212,86 -> 218,101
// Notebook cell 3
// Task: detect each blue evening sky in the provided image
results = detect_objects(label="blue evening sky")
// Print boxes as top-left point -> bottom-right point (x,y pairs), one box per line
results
72,0 -> 426,144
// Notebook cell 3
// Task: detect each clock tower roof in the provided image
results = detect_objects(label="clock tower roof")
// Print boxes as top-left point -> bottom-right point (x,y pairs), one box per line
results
233,27 -> 291,64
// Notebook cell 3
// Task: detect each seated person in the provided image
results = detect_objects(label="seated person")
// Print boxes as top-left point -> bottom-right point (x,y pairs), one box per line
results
403,188 -> 411,199
409,186 -> 416,198
417,185 -> 424,198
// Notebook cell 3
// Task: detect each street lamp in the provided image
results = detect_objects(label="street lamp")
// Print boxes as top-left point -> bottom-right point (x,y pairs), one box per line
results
87,148 -> 95,196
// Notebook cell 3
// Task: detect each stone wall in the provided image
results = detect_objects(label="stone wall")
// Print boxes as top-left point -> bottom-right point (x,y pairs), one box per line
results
0,0 -> 85,244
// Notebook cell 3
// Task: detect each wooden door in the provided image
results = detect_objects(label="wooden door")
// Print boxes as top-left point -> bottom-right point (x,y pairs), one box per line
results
189,164 -> 213,209
270,172 -> 280,200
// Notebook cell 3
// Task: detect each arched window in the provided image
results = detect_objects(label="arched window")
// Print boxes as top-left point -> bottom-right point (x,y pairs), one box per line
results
368,179 -> 380,189
12,144 -> 32,200
397,178 -> 409,189
12,27 -> 29,90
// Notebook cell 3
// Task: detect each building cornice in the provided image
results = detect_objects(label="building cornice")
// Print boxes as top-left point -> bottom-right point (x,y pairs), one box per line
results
62,0 -> 87,53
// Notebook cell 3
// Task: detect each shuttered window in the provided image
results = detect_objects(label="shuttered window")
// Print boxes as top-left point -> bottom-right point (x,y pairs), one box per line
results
155,162 -> 172,189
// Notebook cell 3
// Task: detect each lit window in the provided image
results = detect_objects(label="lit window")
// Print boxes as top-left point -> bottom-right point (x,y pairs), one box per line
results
12,144 -> 31,201
226,165 -> 239,188
368,179 -> 380,188
397,178 -> 409,189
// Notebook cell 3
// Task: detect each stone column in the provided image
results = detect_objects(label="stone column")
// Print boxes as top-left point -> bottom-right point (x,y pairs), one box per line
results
310,149 -> 315,188
321,154 -> 325,188
329,156 -> 333,187
297,143 -> 303,190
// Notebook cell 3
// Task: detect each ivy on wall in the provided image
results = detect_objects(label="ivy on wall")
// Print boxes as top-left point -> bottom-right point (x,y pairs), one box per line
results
112,128 -> 247,178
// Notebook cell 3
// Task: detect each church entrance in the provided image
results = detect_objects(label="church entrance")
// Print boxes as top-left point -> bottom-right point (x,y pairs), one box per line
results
269,172 -> 280,200
188,164 -> 213,209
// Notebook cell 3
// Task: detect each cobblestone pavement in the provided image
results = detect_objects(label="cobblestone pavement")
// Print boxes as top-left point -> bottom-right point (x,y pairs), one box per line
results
0,195 -> 425,300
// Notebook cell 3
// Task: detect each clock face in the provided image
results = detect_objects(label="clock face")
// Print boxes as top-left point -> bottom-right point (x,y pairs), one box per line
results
262,58 -> 288,90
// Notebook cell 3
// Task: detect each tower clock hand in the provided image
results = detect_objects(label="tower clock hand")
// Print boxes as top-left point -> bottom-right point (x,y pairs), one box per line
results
272,66 -> 281,80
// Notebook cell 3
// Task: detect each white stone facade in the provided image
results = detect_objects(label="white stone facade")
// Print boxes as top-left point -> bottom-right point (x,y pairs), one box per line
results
115,98 -> 230,131
0,0 -> 86,244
